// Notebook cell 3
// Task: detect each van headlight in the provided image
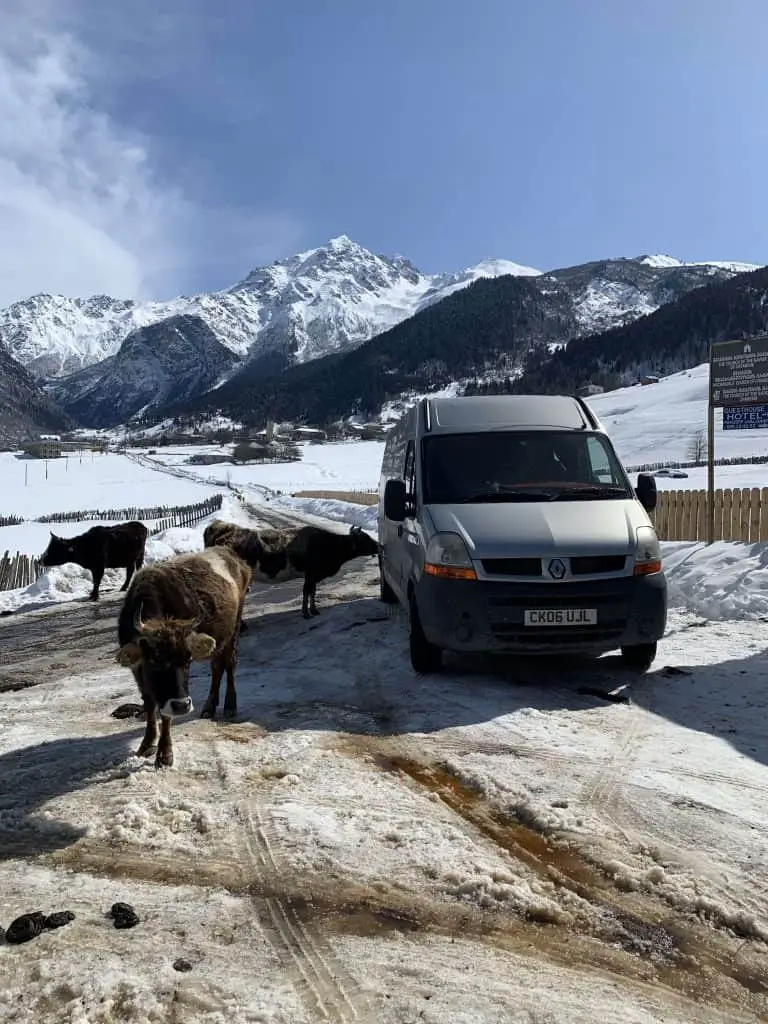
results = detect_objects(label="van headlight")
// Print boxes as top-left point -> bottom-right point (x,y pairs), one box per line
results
424,532 -> 477,581
634,526 -> 662,576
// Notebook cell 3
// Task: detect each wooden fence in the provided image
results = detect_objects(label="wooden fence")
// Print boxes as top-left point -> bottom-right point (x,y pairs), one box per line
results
0,551 -> 43,591
37,494 -> 223,525
653,487 -> 768,543
147,497 -> 224,535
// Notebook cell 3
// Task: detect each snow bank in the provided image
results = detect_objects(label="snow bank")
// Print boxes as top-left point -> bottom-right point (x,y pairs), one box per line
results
273,495 -> 377,532
662,540 -> 768,620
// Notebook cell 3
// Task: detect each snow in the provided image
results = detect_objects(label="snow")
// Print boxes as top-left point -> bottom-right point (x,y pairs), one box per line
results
639,255 -> 762,273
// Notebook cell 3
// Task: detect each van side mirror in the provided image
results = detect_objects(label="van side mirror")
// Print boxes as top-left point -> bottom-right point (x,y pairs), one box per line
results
635,472 -> 657,513
384,479 -> 407,522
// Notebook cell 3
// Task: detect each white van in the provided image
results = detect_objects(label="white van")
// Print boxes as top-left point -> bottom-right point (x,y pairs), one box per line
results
377,394 -> 666,673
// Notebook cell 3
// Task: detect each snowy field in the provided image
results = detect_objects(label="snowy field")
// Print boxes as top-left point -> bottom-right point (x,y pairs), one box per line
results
0,451 -> 219,520
144,440 -> 385,497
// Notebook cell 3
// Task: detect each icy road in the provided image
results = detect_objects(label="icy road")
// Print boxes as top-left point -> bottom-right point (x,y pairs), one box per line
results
2,548 -> 768,1021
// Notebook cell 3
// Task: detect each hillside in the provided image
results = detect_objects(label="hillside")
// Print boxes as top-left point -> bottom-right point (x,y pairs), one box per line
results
49,315 -> 240,428
0,344 -> 73,445
511,265 -> 768,395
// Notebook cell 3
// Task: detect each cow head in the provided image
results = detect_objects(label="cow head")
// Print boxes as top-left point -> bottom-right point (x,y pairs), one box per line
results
117,604 -> 216,718
40,532 -> 78,568
348,524 -> 379,557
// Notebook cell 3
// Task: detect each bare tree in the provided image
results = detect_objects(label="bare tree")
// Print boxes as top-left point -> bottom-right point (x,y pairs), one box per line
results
686,428 -> 708,463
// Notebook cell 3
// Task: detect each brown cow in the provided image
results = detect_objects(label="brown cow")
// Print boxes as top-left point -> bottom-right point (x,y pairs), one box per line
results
116,546 -> 251,768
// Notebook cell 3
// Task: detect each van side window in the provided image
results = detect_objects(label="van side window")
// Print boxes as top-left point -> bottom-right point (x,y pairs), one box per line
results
586,436 -> 618,484
403,441 -> 416,515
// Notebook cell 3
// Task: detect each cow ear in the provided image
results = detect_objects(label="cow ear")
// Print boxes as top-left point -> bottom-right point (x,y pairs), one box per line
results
187,631 -> 216,661
117,642 -> 142,668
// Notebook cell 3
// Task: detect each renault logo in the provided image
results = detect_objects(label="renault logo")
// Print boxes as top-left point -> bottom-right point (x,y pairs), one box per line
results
548,558 -> 566,580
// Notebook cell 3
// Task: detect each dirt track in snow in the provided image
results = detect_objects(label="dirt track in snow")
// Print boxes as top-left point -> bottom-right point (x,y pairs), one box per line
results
2,511 -> 768,1020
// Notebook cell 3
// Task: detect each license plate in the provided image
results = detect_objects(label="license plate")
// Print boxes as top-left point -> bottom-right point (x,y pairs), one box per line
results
524,608 -> 598,626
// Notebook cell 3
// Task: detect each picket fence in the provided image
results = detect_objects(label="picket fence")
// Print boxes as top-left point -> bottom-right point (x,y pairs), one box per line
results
653,487 -> 768,543
0,495 -> 224,592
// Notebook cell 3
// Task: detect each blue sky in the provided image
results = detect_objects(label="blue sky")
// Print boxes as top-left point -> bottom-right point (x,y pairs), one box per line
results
1,0 -> 767,303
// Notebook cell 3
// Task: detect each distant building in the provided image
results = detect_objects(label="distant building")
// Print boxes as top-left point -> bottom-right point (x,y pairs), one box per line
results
24,435 -> 62,459
639,375 -> 659,386
578,384 -> 604,397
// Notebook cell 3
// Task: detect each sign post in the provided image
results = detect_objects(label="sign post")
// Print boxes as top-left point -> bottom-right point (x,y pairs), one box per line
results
708,336 -> 768,544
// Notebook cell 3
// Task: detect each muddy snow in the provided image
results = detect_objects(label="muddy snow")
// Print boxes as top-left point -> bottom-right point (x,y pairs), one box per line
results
2,554 -> 768,1022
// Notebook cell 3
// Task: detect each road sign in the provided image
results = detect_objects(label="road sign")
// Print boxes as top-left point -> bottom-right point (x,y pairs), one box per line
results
723,404 -> 768,430
710,336 -> 768,407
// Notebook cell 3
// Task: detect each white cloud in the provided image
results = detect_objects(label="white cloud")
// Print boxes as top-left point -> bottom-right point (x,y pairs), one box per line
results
0,9 -> 302,306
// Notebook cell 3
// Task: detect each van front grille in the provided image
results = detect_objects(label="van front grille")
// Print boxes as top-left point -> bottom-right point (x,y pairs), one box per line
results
481,555 -> 627,577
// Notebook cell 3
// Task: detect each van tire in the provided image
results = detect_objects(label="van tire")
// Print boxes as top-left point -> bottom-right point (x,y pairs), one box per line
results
620,642 -> 657,671
409,596 -> 442,673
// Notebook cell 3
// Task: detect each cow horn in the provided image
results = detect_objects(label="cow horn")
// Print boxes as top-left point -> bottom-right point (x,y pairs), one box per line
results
350,525 -> 361,534
133,601 -> 146,633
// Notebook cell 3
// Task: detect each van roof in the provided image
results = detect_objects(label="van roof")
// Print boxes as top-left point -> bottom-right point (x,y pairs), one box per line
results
422,394 -> 599,433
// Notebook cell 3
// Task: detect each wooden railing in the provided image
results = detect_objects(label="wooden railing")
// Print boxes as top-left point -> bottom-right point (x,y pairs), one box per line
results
653,487 -> 768,543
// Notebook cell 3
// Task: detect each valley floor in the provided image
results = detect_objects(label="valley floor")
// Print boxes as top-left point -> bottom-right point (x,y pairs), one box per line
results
2,553 -> 768,1022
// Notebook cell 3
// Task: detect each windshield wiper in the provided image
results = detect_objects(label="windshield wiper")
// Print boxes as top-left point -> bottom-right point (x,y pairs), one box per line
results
549,486 -> 628,501
461,488 -> 558,503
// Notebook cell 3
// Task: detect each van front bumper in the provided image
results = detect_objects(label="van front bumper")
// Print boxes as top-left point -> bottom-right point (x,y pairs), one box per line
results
413,572 -> 667,655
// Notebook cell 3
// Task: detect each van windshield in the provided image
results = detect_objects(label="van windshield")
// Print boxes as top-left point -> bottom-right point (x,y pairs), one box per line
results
422,431 -> 632,504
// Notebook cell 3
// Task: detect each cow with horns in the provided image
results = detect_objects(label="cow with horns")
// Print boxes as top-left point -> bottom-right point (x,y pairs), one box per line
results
203,519 -> 379,618
116,546 -> 251,768
40,521 -> 148,601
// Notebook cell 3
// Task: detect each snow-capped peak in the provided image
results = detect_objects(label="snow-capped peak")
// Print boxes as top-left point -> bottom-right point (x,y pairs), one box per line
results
638,253 -> 762,274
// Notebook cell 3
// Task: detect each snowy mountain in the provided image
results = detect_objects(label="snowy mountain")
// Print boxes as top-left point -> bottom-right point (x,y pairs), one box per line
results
2,236 -> 763,431
0,236 -> 545,380
48,315 -> 240,428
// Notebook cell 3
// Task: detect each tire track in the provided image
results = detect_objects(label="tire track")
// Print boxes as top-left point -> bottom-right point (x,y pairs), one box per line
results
211,739 -> 375,1023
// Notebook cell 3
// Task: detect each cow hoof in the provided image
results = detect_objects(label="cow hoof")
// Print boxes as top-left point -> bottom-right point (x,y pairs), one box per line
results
137,743 -> 157,758
155,749 -> 174,769
88,594 -> 99,602
310,607 -> 320,617
302,610 -> 311,620
222,705 -> 237,719
200,705 -> 216,720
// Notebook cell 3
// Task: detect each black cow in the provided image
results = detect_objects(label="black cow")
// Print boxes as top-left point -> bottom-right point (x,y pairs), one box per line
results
40,521 -> 148,601
203,519 -> 378,618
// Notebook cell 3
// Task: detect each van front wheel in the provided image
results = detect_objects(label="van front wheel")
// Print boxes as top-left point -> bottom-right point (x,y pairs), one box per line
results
409,596 -> 442,673
620,642 -> 657,671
